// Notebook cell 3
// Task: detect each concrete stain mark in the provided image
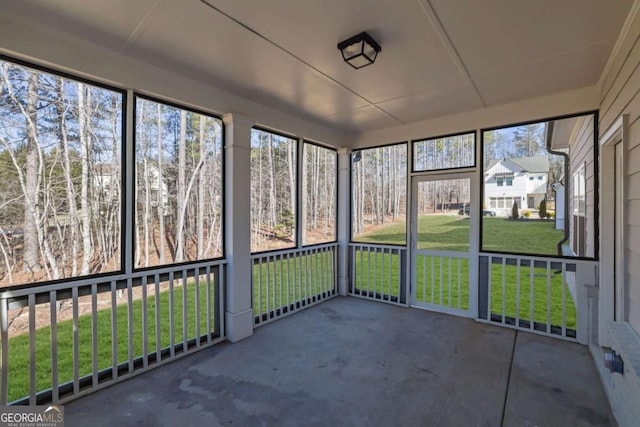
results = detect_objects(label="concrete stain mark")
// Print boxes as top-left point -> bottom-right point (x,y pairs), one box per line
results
172,373 -> 342,427
318,307 -> 342,320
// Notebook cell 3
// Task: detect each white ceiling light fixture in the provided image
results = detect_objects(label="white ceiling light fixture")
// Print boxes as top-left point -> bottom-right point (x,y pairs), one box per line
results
337,32 -> 381,69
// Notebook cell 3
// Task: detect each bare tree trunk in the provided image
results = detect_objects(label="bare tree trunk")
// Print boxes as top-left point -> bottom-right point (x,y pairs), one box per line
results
157,104 -> 166,264
197,118 -> 206,258
56,77 -> 80,276
78,83 -> 93,275
23,72 -> 40,273
267,134 -> 276,230
300,143 -> 308,243
175,109 -> 187,262
287,140 -> 295,232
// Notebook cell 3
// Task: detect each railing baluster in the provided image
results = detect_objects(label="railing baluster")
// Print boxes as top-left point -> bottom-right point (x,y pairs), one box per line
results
448,257 -> 452,308
0,298 -> 7,405
430,255 -> 435,304
72,286 -> 80,394
50,290 -> 58,403
501,258 -> 506,323
127,277 -> 134,373
487,256 -> 493,321
110,281 -> 118,380
359,247 -> 363,296
91,283 -> 98,387
257,257 -> 263,320
279,254 -> 283,312
169,271 -> 175,358
205,267 -> 212,342
266,256 -> 271,318
182,270 -> 188,351
28,294 -> 36,405
195,268 -> 200,348
516,258 -> 521,327
457,257 -> 462,309
373,247 -> 378,299
422,254 -> 426,303
439,256 -> 443,306
529,260 -> 535,330
154,273 -> 161,362
562,263 -> 567,337
546,262 -> 551,333
142,275 -> 148,368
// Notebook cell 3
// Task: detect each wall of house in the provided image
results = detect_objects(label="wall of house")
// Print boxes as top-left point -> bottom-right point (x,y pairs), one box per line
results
596,1 -> 640,425
600,0 -> 640,341
567,114 -> 597,258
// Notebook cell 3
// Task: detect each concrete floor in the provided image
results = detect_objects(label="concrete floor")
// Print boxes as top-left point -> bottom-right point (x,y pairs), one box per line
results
65,297 -> 615,426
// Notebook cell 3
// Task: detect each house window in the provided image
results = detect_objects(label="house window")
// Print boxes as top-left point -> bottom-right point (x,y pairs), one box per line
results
134,95 -> 223,268
538,175 -> 543,180
250,128 -> 297,253
572,164 -> 586,256
413,132 -> 475,171
352,143 -> 407,244
506,176 -> 513,186
0,58 -> 124,286
496,177 -> 504,186
529,176 -> 534,181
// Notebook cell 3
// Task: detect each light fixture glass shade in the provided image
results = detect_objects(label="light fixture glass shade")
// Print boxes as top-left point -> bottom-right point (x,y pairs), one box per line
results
337,32 -> 381,69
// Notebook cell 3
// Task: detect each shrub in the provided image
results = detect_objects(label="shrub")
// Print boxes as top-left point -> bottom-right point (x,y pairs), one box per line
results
538,199 -> 547,219
523,210 -> 531,218
511,201 -> 519,219
550,211 -> 555,219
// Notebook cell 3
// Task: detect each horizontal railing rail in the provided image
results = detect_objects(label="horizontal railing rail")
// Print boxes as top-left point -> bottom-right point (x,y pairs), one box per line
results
0,259 -> 226,405
251,243 -> 338,326
349,243 -> 408,305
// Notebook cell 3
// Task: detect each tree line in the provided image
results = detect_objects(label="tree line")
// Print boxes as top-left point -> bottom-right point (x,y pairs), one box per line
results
0,60 -> 225,287
250,131 -> 337,252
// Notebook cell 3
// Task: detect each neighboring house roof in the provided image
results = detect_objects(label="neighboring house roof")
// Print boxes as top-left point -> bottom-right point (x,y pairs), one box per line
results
485,156 -> 549,174
510,156 -> 549,173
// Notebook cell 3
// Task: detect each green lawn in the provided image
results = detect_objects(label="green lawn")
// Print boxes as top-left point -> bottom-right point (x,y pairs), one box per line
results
355,215 -> 564,255
6,280 -> 216,403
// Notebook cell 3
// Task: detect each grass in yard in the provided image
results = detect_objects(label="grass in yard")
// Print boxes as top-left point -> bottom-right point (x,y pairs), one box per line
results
482,217 -> 564,255
6,280 -> 216,403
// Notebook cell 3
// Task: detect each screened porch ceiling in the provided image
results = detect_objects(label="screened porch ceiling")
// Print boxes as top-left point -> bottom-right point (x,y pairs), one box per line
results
1,0 -> 633,137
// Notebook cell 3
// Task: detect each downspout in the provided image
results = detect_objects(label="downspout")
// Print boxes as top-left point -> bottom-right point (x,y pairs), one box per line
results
545,121 -> 570,256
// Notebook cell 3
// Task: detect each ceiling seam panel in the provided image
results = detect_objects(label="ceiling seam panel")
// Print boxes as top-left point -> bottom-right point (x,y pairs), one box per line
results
417,0 -> 487,107
123,0 -> 166,54
199,0 -> 404,125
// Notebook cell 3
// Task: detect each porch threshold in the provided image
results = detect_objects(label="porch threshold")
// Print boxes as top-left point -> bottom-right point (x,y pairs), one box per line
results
64,297 -> 615,426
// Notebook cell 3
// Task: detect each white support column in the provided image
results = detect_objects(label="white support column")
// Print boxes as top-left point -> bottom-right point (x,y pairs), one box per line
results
223,113 -> 254,342
576,262 -> 598,345
337,148 -> 351,296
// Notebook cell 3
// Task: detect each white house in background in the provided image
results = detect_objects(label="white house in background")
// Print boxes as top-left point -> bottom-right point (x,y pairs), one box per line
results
484,156 -> 549,216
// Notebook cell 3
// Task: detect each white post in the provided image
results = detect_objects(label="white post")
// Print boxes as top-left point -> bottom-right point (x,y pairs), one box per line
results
576,262 -> 597,345
337,148 -> 351,296
223,113 -> 254,342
